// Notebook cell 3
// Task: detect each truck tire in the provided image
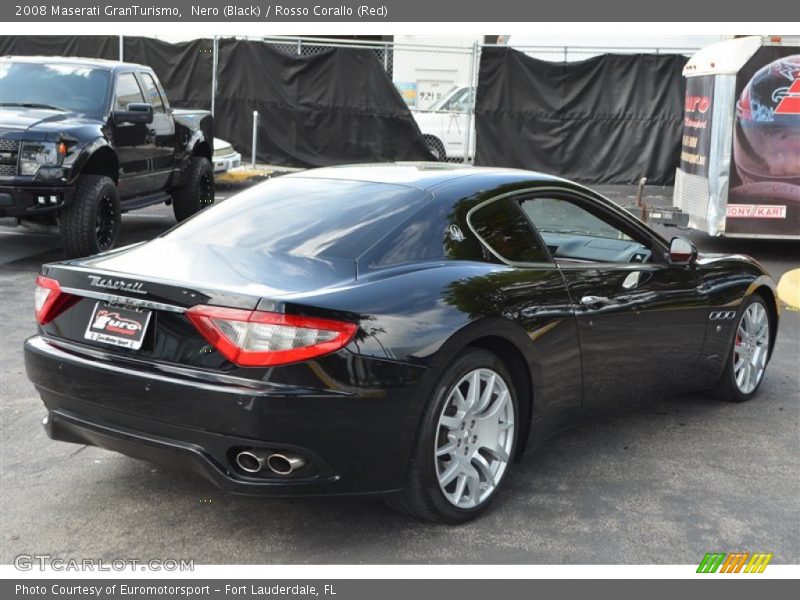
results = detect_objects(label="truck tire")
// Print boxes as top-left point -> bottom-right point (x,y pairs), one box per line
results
60,175 -> 121,258
425,136 -> 447,162
173,156 -> 214,222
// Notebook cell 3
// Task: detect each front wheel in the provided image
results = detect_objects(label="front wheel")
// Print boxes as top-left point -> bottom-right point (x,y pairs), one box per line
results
60,175 -> 121,258
715,295 -> 772,402
173,156 -> 214,222
386,348 -> 518,523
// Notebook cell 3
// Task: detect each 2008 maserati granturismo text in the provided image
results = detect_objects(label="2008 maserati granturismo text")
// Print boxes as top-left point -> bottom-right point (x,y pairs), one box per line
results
25,164 -> 779,523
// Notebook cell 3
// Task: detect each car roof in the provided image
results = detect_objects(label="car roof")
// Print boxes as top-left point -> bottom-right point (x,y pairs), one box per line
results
0,55 -> 150,72
286,162 -> 568,190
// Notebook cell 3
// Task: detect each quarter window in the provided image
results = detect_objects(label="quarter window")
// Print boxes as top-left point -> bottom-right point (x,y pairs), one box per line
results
114,73 -> 144,111
469,197 -> 548,264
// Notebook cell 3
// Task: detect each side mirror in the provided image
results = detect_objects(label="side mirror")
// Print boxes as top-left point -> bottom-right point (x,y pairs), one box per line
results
113,103 -> 153,125
669,236 -> 697,265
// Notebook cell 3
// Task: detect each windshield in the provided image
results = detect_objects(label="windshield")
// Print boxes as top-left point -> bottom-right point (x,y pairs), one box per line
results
166,177 -> 430,260
0,61 -> 111,117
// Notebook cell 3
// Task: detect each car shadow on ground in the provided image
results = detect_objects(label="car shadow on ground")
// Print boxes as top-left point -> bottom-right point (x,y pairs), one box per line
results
43,383 -> 790,564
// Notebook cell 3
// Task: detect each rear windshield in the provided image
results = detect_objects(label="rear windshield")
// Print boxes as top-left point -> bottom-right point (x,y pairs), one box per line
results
166,177 -> 430,260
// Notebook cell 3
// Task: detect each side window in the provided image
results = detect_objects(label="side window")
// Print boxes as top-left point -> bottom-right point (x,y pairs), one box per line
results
441,88 -> 473,112
114,73 -> 144,111
521,197 -> 654,264
469,196 -> 548,264
140,73 -> 165,113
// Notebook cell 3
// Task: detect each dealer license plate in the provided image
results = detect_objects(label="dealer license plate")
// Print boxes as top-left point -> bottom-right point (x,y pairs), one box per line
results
84,301 -> 152,350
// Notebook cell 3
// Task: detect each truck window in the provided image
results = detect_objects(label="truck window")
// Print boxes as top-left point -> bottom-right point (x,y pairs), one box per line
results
140,73 -> 165,113
114,73 -> 144,111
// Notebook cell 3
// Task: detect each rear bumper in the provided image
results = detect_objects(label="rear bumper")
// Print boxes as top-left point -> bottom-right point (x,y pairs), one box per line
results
25,335 -> 426,497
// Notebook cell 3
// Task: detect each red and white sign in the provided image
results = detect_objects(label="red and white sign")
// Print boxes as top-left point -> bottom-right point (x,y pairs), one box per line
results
726,204 -> 787,219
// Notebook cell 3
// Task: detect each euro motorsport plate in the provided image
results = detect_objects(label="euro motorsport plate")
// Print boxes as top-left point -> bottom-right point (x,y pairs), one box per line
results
84,301 -> 152,350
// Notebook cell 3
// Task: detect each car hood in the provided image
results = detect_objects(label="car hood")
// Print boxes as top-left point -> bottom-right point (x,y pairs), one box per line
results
0,108 -> 100,139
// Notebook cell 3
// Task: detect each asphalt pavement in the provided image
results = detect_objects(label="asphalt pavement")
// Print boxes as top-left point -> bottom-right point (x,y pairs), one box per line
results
0,184 -> 798,565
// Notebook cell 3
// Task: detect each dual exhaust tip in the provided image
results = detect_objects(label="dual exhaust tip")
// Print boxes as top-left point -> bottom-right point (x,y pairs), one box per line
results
235,450 -> 305,475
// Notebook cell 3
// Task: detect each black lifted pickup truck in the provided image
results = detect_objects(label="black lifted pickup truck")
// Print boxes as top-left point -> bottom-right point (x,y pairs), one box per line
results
0,56 -> 214,257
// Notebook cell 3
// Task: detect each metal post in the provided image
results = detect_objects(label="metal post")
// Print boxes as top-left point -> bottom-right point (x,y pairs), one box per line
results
119,35 -> 124,62
563,46 -> 568,62
463,42 -> 479,165
383,43 -> 389,71
211,36 -> 218,117
251,111 -> 258,168
297,38 -> 302,55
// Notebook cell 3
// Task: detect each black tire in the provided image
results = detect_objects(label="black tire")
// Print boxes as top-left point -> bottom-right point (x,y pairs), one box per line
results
60,175 -> 121,258
173,156 -> 214,222
425,136 -> 447,162
714,294 -> 772,403
386,348 -> 519,523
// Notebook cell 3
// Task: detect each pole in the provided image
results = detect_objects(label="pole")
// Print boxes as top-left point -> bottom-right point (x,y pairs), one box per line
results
251,111 -> 258,168
119,35 -> 124,62
463,42 -> 478,165
211,36 -> 218,117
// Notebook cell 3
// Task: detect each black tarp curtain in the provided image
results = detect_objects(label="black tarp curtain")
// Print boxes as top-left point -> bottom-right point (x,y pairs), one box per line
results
475,47 -> 688,184
1,37 -> 687,182
214,39 -> 433,167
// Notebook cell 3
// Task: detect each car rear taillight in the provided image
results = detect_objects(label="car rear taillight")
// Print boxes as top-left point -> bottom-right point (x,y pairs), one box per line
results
185,305 -> 358,367
34,275 -> 75,325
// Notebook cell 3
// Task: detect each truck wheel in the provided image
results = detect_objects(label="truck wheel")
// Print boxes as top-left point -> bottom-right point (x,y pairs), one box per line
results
60,175 -> 121,258
425,136 -> 447,162
173,156 -> 214,222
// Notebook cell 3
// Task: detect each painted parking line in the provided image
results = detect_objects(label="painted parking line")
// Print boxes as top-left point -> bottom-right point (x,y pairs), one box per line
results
777,268 -> 800,310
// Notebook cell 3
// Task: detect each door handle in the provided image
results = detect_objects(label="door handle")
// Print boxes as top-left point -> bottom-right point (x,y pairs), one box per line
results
580,295 -> 611,307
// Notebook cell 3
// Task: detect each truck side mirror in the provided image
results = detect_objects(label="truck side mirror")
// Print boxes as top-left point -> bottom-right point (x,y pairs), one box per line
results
113,103 -> 153,125
669,236 -> 697,265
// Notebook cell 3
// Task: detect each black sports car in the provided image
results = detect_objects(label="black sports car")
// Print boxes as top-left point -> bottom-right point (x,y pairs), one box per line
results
24,164 -> 779,523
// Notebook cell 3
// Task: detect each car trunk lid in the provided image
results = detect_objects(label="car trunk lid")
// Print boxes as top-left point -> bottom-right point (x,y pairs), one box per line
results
38,239 -> 357,369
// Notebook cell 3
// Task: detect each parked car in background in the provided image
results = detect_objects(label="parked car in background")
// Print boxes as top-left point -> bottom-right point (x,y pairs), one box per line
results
411,85 -> 475,161
213,138 -> 242,174
0,56 -> 214,257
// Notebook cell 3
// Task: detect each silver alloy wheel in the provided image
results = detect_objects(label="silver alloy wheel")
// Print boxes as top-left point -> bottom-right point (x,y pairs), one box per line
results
434,368 -> 515,509
733,301 -> 770,395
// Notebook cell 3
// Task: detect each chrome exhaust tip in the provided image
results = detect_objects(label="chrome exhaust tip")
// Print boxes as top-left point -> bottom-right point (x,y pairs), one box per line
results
235,450 -> 266,473
266,453 -> 306,475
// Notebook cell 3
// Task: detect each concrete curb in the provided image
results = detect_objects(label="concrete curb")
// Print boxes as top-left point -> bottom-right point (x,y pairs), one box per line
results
215,166 -> 299,188
777,268 -> 800,311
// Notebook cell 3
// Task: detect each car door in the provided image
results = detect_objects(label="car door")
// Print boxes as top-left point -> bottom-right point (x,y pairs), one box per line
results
110,72 -> 152,198
440,87 -> 472,158
137,71 -> 176,191
519,190 -> 708,410
466,192 -> 583,417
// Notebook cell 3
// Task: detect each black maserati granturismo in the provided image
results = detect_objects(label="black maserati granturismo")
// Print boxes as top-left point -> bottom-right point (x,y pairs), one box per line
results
24,164 -> 779,523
